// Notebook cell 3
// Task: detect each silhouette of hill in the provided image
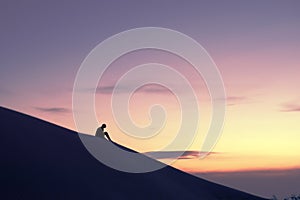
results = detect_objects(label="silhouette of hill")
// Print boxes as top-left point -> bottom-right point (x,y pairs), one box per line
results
0,106 -> 268,200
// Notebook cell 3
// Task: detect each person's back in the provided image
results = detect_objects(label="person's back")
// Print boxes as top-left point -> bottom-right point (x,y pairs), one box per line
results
95,127 -> 105,138
95,123 -> 112,141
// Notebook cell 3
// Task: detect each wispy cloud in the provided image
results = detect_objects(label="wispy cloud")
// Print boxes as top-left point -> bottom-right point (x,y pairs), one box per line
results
279,101 -> 300,112
227,96 -> 249,106
94,84 -> 170,95
34,107 -> 70,113
216,96 -> 249,106
226,96 -> 247,101
73,85 -> 122,94
144,151 -> 218,160
95,86 -> 117,94
139,85 -> 169,94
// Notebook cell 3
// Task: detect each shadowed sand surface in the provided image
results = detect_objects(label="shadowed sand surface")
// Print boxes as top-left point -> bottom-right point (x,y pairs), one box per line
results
0,107 -> 268,200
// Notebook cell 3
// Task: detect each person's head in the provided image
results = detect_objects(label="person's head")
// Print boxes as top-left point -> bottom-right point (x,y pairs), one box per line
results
101,124 -> 106,129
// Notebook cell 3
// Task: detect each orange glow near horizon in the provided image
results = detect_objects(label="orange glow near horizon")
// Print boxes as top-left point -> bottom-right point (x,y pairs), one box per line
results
163,152 -> 300,173
3,38 -> 300,175
14,86 -> 300,174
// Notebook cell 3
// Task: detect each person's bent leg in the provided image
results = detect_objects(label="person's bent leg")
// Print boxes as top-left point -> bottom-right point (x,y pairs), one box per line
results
104,132 -> 112,141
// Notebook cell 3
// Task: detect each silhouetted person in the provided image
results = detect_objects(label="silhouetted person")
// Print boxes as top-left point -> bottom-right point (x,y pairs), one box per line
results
95,123 -> 112,141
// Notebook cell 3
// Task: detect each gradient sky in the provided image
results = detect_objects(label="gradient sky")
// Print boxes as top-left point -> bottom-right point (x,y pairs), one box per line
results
1,1 -> 300,198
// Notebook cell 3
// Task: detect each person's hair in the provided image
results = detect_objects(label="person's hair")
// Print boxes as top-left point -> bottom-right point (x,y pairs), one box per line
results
101,124 -> 106,128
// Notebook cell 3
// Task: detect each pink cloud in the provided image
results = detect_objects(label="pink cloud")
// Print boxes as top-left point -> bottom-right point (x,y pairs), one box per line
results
279,103 -> 300,112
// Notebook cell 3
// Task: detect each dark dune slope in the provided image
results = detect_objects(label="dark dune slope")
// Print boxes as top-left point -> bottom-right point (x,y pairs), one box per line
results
0,107 -> 268,200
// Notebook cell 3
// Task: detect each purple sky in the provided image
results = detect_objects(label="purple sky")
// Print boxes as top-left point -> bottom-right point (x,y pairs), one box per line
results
1,1 -> 300,199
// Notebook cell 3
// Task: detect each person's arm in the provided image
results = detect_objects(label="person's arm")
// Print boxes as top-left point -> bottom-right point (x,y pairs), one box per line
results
104,132 -> 112,141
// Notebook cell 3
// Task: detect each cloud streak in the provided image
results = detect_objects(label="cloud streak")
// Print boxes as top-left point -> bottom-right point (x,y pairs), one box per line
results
216,96 -> 249,106
279,102 -> 300,112
227,96 -> 249,106
94,84 -> 170,95
95,86 -> 117,94
144,151 -> 218,160
34,107 -> 70,113
139,85 -> 169,94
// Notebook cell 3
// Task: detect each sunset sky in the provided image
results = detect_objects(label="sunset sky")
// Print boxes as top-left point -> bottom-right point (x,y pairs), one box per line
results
1,1 -> 300,198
